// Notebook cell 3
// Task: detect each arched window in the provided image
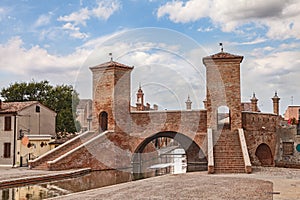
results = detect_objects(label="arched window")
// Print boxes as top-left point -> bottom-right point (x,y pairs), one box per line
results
217,106 -> 230,129
99,111 -> 108,132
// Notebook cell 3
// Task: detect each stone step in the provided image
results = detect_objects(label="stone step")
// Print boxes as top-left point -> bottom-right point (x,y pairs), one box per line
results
214,169 -> 245,173
31,131 -> 99,169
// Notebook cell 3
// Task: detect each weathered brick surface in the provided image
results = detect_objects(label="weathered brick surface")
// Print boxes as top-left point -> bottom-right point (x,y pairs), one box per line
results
213,129 -> 245,173
203,53 -> 243,130
32,52 -> 285,174
242,112 -> 279,166
30,131 -> 98,169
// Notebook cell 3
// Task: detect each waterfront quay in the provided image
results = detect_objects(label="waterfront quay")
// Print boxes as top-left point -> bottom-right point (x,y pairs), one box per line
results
0,166 -> 300,199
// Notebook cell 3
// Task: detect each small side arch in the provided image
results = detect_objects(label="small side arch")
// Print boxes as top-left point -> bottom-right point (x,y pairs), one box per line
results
255,143 -> 273,166
99,111 -> 108,132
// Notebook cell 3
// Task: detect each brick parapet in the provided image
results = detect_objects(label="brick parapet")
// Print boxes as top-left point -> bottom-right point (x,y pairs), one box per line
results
129,110 -> 207,148
242,112 -> 280,166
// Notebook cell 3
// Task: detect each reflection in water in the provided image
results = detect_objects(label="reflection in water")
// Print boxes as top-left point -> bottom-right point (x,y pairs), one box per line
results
0,170 -> 133,200
0,140 -> 190,199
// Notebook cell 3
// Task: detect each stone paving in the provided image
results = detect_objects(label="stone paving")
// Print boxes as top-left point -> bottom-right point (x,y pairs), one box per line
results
0,166 -> 299,199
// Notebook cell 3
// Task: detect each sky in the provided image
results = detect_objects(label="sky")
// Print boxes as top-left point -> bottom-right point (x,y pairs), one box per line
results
0,0 -> 300,115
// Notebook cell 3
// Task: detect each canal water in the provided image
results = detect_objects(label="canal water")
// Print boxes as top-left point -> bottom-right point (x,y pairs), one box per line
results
0,148 -> 188,200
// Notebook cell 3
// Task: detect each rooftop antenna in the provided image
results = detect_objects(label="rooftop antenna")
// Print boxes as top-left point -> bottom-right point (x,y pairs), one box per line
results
219,43 -> 224,52
291,96 -> 294,105
109,53 -> 113,61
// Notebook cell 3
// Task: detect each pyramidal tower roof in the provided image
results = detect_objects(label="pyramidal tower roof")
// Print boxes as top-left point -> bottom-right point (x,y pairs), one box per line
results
90,60 -> 134,70
202,51 -> 244,64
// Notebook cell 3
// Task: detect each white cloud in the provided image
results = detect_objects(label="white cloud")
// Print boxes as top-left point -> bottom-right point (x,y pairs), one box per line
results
58,7 -> 90,26
157,0 -> 300,40
34,14 -> 51,27
197,27 -> 214,32
240,46 -> 300,113
57,0 -> 120,25
157,0 -> 209,23
0,37 -> 90,75
57,0 -> 121,39
92,0 -> 120,20
62,23 -> 89,39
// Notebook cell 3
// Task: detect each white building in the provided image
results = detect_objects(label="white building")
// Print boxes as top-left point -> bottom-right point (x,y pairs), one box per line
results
76,99 -> 92,132
0,101 -> 56,167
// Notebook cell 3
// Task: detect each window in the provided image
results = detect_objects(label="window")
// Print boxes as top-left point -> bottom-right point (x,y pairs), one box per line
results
36,105 -> 40,113
4,116 -> 11,131
2,189 -> 9,200
283,142 -> 294,155
3,143 -> 11,158
99,111 -> 108,132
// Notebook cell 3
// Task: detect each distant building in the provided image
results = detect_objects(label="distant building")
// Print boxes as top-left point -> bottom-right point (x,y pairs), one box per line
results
284,106 -> 300,124
131,86 -> 158,111
76,99 -> 92,132
0,101 -> 56,167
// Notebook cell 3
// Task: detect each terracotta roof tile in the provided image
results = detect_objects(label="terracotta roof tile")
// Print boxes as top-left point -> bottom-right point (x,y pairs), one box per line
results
90,60 -> 134,70
203,52 -> 243,62
0,101 -> 38,114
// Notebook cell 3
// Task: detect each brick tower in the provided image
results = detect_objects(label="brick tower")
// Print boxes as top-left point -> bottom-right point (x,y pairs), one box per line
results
251,93 -> 259,112
90,60 -> 133,132
203,51 -> 247,173
272,92 -> 280,115
203,51 -> 243,131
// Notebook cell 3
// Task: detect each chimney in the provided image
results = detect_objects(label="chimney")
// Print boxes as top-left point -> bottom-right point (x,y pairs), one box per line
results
250,93 -> 258,112
272,92 -> 280,115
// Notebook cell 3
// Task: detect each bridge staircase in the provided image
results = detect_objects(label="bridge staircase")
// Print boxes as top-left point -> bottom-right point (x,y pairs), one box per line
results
29,131 -> 99,170
208,128 -> 252,173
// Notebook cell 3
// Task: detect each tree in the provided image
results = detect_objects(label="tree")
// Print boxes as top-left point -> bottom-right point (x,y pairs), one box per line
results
0,80 -> 80,134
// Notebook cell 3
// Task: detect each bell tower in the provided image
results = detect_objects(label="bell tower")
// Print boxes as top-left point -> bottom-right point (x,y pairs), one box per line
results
90,60 -> 133,132
136,84 -> 144,111
203,51 -> 243,131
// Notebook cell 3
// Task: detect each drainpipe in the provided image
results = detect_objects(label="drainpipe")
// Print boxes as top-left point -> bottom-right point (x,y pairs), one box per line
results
13,114 -> 17,167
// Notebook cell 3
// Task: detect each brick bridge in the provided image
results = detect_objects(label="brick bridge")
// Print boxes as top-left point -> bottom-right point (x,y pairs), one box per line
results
29,51 -> 281,174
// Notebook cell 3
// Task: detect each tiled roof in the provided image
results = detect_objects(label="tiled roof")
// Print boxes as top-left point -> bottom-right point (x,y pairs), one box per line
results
90,60 -> 134,70
0,101 -> 39,114
203,51 -> 243,60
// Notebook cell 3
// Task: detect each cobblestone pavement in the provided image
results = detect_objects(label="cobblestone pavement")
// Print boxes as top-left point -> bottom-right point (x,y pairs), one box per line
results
219,167 -> 300,200
0,166 -> 299,199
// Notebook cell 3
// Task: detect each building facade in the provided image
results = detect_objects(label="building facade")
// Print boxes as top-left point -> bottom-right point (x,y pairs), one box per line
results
0,101 -> 56,167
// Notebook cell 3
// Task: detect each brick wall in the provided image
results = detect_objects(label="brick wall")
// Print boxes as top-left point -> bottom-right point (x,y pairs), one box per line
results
242,112 -> 279,166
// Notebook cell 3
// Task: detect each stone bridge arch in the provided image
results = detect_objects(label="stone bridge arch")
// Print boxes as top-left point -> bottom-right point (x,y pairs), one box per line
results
132,131 -> 207,175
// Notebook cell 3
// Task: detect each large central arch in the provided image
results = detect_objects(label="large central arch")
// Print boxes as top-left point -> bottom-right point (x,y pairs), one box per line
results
132,131 -> 207,176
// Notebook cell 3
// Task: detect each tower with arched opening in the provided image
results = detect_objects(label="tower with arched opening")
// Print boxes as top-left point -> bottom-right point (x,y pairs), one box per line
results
90,60 -> 133,132
203,51 -> 243,131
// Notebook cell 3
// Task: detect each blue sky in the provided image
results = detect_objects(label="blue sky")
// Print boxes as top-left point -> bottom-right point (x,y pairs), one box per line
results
1,0 -> 300,115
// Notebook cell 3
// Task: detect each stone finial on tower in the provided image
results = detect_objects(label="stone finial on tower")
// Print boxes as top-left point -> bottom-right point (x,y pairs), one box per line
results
185,95 -> 192,110
272,91 -> 280,115
136,84 -> 144,111
250,93 -> 258,112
